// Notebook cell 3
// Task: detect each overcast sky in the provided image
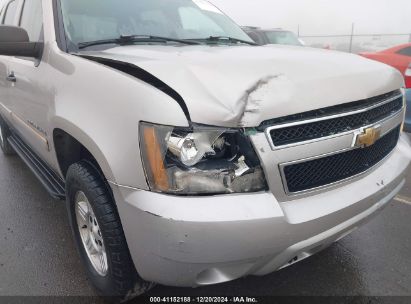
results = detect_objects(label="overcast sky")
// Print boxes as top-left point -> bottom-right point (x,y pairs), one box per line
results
212,0 -> 411,36
1,0 -> 409,37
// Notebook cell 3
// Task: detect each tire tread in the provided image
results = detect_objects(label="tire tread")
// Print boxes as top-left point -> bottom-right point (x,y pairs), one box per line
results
66,161 -> 154,302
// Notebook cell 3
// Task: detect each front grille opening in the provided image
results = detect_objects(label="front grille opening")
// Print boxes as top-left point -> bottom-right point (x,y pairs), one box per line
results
270,95 -> 403,147
282,126 -> 401,193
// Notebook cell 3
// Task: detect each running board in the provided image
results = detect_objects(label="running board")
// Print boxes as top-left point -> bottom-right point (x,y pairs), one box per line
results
8,135 -> 66,200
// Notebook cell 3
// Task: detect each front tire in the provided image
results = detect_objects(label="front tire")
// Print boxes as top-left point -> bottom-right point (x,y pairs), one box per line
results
65,161 -> 154,302
0,116 -> 15,156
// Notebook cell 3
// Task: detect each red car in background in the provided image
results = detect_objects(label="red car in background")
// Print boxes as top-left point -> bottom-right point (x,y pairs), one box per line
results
360,43 -> 411,131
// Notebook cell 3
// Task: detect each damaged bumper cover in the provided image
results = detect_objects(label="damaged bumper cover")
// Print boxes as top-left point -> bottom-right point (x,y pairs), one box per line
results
111,134 -> 410,287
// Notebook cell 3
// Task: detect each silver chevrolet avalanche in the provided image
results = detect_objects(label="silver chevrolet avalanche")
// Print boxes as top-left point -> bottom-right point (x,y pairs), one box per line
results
0,0 -> 410,301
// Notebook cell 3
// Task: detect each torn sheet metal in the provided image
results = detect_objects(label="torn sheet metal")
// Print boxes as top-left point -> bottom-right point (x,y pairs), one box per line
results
79,44 -> 404,127
237,74 -> 284,127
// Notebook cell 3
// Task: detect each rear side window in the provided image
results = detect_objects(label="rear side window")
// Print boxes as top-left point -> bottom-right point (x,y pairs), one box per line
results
20,0 -> 43,41
397,47 -> 411,57
264,31 -> 302,46
3,0 -> 18,25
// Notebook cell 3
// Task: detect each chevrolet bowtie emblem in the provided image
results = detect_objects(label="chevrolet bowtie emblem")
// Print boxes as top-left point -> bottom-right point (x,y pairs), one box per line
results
356,127 -> 381,147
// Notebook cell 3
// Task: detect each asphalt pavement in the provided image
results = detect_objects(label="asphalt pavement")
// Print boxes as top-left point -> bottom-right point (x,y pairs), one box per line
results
1,139 -> 411,301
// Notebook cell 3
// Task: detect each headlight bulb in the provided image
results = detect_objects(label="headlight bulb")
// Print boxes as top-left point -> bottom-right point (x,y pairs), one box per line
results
180,135 -> 200,166
167,133 -> 216,167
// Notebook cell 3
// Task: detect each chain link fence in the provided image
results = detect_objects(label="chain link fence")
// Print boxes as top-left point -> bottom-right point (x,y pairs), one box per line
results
299,31 -> 411,53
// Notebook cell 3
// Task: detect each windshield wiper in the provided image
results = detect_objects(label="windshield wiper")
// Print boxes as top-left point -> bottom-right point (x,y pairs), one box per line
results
191,36 -> 257,46
78,35 -> 201,49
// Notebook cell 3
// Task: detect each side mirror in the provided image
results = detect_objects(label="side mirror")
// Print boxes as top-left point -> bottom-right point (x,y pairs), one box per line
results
0,26 -> 43,58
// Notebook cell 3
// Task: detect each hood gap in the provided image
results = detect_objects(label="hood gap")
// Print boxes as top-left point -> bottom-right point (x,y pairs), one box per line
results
78,55 -> 191,122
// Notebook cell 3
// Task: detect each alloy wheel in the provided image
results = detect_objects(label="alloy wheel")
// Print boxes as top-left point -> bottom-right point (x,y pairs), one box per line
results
75,191 -> 108,276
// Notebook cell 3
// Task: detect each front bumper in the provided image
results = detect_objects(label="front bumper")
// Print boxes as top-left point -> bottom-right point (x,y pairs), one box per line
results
112,134 -> 411,288
404,89 -> 411,132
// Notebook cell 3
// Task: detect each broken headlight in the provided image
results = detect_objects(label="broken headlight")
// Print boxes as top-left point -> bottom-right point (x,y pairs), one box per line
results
139,122 -> 268,195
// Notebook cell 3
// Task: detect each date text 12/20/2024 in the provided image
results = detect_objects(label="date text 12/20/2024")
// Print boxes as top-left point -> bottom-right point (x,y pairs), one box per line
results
149,297 -> 259,303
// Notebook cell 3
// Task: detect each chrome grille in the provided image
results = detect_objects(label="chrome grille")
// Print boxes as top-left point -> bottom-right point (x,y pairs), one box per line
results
282,126 -> 401,193
261,90 -> 403,149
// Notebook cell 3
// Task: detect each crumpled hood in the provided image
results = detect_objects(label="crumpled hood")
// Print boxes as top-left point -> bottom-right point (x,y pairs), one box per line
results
80,44 -> 404,127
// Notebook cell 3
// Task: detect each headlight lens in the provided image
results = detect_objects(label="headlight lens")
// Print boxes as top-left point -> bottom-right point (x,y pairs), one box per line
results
139,122 -> 268,195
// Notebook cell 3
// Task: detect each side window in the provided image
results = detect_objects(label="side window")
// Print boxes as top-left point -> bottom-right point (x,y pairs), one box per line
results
3,0 -> 18,25
397,47 -> 411,57
19,0 -> 43,41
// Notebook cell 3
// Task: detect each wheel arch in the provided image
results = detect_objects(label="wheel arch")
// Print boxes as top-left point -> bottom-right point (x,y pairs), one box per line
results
51,117 -> 114,182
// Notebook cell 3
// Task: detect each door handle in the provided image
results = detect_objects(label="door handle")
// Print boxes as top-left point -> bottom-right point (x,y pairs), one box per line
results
6,72 -> 16,83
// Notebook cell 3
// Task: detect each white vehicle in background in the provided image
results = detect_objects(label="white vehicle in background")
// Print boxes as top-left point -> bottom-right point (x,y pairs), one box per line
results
242,26 -> 305,46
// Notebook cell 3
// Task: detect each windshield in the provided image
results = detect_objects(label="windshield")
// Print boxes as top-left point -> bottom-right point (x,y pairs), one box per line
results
60,0 -> 253,47
264,31 -> 302,46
